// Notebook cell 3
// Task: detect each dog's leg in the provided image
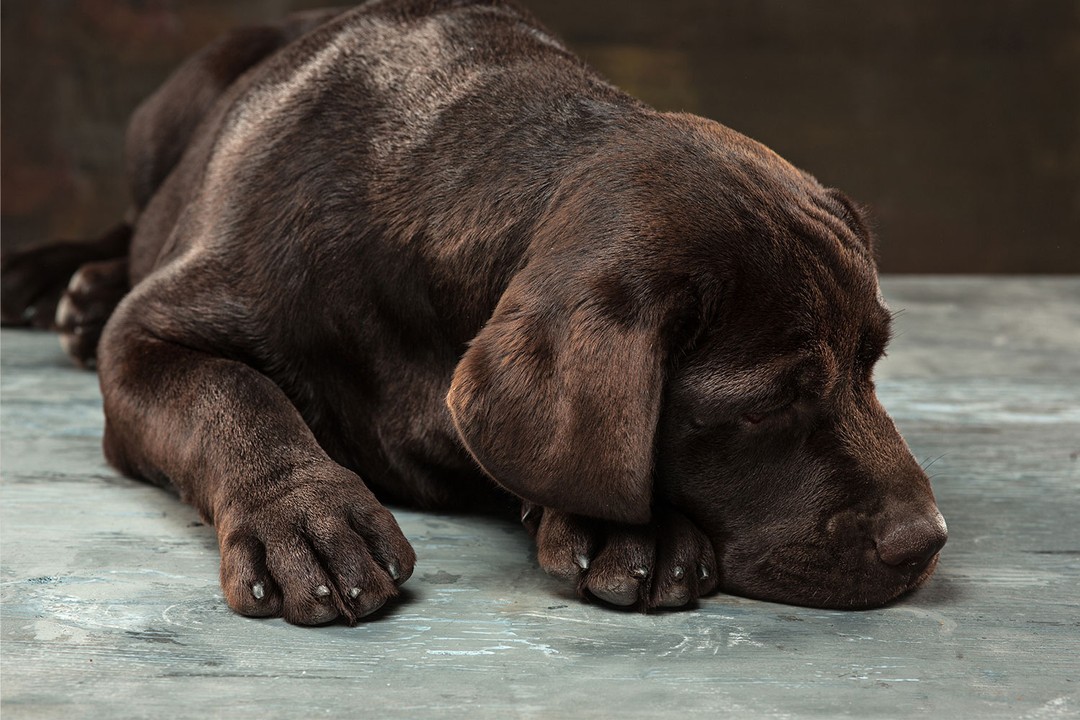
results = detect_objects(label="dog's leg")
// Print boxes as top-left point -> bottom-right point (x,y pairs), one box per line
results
97,274 -> 415,626
0,222 -> 131,330
529,506 -> 720,610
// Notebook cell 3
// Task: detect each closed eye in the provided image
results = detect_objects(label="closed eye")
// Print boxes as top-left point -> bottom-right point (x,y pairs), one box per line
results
741,392 -> 798,426
858,312 -> 894,372
857,330 -> 892,372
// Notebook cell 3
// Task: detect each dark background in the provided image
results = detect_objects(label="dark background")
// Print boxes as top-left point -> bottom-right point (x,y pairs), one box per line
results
2,0 -> 1077,272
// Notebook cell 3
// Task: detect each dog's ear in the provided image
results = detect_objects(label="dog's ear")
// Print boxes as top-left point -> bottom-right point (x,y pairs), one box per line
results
826,188 -> 875,254
447,250 -> 683,525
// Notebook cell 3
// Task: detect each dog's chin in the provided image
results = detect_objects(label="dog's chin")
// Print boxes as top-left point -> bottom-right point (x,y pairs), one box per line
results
718,550 -> 942,610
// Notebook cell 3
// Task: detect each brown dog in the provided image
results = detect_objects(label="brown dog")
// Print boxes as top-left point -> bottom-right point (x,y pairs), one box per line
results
1,0 -> 946,624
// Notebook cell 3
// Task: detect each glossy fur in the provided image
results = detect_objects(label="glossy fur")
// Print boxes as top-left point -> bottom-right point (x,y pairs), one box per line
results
0,0 -> 946,624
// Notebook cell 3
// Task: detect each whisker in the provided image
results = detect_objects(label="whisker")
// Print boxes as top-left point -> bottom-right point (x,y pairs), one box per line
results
922,452 -> 948,471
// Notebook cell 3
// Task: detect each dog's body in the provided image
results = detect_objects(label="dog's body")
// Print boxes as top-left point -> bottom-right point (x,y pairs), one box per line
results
2,0 -> 946,624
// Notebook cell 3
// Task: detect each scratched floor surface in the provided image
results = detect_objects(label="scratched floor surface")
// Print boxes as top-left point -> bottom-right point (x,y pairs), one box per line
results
2,277 -> 1078,719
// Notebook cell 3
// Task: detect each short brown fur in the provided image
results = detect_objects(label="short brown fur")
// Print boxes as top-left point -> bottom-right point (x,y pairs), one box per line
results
1,0 -> 945,624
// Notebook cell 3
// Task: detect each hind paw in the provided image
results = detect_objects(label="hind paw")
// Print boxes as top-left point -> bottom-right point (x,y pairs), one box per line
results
1,245 -> 69,329
56,258 -> 129,367
1,224 -> 131,331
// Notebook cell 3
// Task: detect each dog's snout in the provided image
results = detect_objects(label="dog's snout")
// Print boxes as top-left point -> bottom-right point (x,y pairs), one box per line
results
874,510 -> 948,569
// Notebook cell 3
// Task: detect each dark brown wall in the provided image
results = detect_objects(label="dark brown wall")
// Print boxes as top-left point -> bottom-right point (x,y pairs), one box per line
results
2,0 -> 1078,272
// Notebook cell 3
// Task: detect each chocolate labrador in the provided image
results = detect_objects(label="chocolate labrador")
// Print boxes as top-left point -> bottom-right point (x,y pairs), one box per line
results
1,0 -> 947,624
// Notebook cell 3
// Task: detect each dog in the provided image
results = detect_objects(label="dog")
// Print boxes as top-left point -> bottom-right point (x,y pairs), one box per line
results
1,0 -> 946,625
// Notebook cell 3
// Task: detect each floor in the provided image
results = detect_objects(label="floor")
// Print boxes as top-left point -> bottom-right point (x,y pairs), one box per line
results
1,277 -> 1078,719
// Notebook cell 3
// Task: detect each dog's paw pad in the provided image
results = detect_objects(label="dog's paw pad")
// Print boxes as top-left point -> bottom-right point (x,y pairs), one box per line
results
589,578 -> 643,607
656,564 -> 695,607
654,566 -> 693,608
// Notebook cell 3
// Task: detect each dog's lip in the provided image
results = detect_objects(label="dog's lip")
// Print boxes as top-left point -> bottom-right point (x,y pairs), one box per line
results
715,545 -> 943,610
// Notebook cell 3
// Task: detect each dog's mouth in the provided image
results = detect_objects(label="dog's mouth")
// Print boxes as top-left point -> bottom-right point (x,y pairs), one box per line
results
715,541 -> 943,610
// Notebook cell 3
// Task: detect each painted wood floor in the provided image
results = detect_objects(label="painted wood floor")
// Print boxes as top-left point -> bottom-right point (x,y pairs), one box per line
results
1,277 -> 1078,719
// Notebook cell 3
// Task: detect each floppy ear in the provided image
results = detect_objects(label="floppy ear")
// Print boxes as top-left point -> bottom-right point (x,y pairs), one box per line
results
447,252 -> 676,525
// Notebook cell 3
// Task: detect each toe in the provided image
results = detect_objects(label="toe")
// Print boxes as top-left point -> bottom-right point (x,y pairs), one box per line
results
582,527 -> 655,609
263,535 -> 340,626
305,517 -> 398,623
649,509 -> 716,608
653,563 -> 693,608
349,504 -> 416,587
219,534 -> 283,618
536,510 -> 597,580
589,577 -> 644,606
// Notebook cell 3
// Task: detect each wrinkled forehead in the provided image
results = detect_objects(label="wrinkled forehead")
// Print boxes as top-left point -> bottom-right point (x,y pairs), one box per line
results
706,226 -> 891,361
798,246 -> 889,341
681,273 -> 891,405
661,119 -> 893,379
768,186 -> 886,319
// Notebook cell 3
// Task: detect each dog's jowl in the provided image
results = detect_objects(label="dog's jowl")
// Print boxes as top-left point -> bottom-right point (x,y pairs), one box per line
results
0,0 -> 946,624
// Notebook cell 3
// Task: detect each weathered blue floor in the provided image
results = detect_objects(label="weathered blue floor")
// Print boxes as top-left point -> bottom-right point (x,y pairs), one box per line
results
2,277 -> 1078,718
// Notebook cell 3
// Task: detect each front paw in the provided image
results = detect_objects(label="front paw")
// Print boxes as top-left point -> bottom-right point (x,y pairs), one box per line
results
215,465 -> 416,625
528,504 -> 719,610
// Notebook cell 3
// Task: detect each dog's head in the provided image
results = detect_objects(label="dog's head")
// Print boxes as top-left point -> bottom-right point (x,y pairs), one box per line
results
447,113 -> 945,609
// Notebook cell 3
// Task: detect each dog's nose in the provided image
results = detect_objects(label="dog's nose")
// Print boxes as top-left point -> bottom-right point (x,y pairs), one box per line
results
875,510 -> 948,569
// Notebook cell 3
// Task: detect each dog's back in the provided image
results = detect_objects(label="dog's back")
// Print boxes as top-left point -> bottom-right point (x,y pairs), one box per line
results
0,7 -> 344,347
